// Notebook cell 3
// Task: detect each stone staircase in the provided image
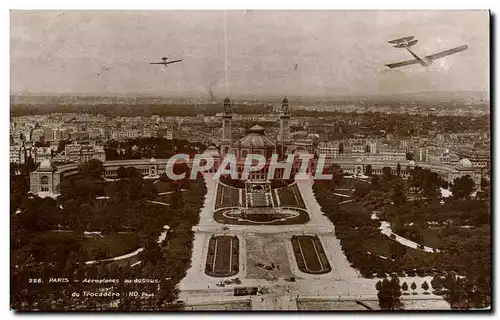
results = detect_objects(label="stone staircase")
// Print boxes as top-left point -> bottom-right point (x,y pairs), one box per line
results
251,192 -> 269,207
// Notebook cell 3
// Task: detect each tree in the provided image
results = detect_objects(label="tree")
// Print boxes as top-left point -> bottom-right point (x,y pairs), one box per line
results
353,185 -> 370,199
431,274 -> 443,290
126,167 -> 141,178
451,176 -> 475,199
11,173 -> 30,196
170,192 -> 184,210
377,276 -> 403,310
480,177 -> 489,191
365,164 -> 373,176
441,180 -> 449,190
140,181 -> 158,200
79,159 -> 104,180
140,239 -> 162,266
409,166 -> 424,189
371,175 -> 382,191
422,172 -> 441,200
10,163 -> 19,176
116,166 -> 127,179
391,182 -> 406,207
21,157 -> 36,176
401,282 -> 408,293
390,241 -> 406,259
331,164 -> 344,187
382,167 -> 392,181
405,227 -> 423,243
422,281 -> 429,291
159,173 -> 170,183
410,282 -> 417,294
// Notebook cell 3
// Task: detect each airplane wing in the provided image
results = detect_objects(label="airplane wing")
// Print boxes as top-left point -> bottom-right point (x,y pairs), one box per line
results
388,36 -> 414,44
165,59 -> 183,65
385,59 -> 421,69
149,62 -> 166,64
425,45 -> 468,61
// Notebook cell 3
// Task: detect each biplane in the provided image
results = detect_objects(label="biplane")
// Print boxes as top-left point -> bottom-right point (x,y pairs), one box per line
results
385,36 -> 468,69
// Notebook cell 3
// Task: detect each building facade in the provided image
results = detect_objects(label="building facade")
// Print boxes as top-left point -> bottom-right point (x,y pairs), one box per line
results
10,144 -> 26,164
65,141 -> 106,164
30,159 -> 61,195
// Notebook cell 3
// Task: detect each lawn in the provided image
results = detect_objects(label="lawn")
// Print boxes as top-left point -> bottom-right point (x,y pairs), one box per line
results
215,183 -> 241,209
276,184 -> 306,209
214,236 -> 234,274
82,232 -> 140,261
291,235 -> 331,274
205,235 -> 239,277
293,236 -> 322,272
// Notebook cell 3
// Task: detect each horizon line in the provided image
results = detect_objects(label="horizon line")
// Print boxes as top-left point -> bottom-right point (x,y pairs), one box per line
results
10,89 -> 489,99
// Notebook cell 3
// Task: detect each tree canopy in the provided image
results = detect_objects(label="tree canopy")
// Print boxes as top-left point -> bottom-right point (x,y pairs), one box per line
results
452,176 -> 475,200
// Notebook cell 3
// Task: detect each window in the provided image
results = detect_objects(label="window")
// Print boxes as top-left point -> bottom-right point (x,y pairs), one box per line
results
40,176 -> 50,192
40,176 -> 49,185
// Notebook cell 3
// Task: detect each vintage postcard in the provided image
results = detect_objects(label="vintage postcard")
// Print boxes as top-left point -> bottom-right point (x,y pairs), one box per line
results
10,10 -> 490,311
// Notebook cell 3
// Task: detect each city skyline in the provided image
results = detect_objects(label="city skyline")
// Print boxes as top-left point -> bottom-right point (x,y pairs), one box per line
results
11,10 -> 489,98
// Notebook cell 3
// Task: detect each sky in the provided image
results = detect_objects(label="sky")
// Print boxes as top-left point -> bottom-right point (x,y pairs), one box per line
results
10,10 -> 489,98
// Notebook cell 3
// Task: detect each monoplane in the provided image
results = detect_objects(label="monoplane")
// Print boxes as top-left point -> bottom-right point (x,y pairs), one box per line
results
385,36 -> 468,69
149,57 -> 183,66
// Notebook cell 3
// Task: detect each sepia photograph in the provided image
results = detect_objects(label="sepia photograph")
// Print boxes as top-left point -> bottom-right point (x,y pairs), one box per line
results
9,9 -> 491,312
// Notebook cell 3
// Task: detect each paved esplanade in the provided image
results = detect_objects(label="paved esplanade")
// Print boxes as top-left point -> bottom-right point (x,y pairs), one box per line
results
178,174 -> 449,310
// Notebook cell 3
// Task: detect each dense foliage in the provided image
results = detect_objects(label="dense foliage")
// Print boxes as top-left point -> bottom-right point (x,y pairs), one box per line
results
11,155 -> 206,310
313,167 -> 490,309
376,276 -> 403,310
